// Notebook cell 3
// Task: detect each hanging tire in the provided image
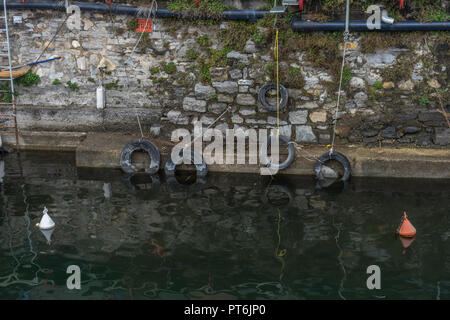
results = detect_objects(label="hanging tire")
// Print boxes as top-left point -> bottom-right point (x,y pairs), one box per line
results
164,148 -> 207,178
120,138 -> 161,175
259,135 -> 295,171
314,151 -> 351,182
262,183 -> 295,207
258,82 -> 288,112
121,172 -> 161,192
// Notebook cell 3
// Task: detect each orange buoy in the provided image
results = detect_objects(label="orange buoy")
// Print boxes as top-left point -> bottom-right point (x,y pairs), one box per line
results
397,211 -> 416,238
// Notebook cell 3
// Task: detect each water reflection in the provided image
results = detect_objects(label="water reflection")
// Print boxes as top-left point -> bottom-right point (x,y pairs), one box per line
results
0,151 -> 449,300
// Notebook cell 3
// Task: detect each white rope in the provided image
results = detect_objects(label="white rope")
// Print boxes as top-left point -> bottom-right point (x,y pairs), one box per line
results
330,32 -> 349,155
108,0 -> 158,138
187,106 -> 231,148
131,0 -> 158,57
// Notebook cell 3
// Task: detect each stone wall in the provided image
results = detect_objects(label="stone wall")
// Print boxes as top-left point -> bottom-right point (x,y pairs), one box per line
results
5,9 -> 450,147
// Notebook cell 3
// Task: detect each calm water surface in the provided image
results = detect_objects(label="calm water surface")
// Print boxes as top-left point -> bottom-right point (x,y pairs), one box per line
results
0,151 -> 449,300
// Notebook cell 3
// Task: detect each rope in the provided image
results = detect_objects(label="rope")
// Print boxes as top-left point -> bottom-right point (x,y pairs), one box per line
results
131,0 -> 158,57
275,209 -> 286,281
289,141 -> 325,163
330,0 -> 351,155
32,15 -> 69,68
275,28 -> 280,137
108,0 -> 158,138
329,32 -> 349,155
185,106 -> 231,149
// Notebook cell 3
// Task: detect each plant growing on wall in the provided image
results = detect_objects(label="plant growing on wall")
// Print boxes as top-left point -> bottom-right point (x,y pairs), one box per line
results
14,72 -> 40,86
0,83 -> 15,103
66,81 -> 79,91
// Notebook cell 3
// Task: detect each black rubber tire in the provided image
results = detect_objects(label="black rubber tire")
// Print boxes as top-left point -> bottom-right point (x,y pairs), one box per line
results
258,82 -> 288,112
120,138 -> 161,175
314,151 -> 351,182
259,135 -> 295,171
164,148 -> 207,178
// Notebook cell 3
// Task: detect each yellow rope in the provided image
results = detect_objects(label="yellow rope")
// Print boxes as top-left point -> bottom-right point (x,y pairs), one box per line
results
274,28 -> 280,137
275,209 -> 286,280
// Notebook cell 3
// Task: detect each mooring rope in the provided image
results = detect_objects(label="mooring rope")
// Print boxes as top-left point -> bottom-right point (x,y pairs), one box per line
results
329,0 -> 351,155
274,28 -> 280,137
108,0 -> 158,138
330,33 -> 349,155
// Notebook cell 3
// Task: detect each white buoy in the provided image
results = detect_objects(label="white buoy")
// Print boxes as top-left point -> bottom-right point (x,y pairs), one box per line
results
38,207 -> 55,230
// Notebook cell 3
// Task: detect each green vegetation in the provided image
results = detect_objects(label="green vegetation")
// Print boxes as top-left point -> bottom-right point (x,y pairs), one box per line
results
342,66 -> 352,88
127,18 -> 139,31
418,6 -> 450,22
185,49 -> 199,60
196,34 -> 211,48
115,101 -> 121,105
149,67 -> 160,75
87,77 -> 95,83
265,63 -> 305,89
207,48 -> 231,67
252,32 -> 266,45
15,72 -> 40,86
373,81 -> 383,90
66,81 -> 79,91
52,79 -> 62,85
0,84 -> 14,103
420,97 -> 430,106
105,80 -> 119,90
152,77 -> 167,84
360,32 -> 424,54
195,47 -> 231,84
220,21 -> 257,52
163,61 -> 177,74
198,61 -> 211,83
167,0 -> 227,18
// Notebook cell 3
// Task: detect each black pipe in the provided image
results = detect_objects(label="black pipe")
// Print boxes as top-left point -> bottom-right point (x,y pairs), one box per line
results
4,1 -> 269,20
291,18 -> 450,32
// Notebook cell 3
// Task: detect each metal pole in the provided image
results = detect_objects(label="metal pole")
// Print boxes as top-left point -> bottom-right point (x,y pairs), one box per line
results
345,0 -> 350,33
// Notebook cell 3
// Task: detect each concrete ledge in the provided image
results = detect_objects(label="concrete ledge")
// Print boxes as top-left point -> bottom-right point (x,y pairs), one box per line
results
2,131 -> 450,179
2,131 -> 87,151
75,132 -> 450,179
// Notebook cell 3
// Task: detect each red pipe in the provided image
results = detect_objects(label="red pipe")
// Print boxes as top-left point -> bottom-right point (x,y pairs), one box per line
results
399,0 -> 405,9
299,0 -> 303,11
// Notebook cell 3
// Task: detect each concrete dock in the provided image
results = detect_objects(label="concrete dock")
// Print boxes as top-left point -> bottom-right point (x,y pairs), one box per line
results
3,131 -> 450,179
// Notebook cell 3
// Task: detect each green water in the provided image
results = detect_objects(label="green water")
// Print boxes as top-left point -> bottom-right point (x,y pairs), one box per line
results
0,151 -> 449,300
